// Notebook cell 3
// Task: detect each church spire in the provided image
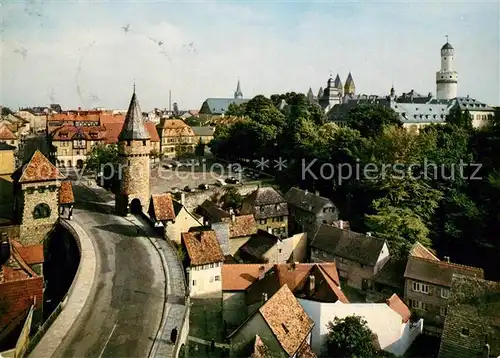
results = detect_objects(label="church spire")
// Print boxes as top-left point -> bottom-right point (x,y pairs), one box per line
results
118,88 -> 150,141
234,79 -> 243,99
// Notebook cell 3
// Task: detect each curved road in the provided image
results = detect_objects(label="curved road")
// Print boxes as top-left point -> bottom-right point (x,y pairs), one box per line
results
52,184 -> 166,358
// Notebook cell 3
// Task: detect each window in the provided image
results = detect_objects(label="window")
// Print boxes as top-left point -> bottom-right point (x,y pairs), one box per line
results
410,299 -> 427,311
322,220 -> 327,224
440,288 -> 450,299
278,249 -> 282,254
192,280 -> 196,286
460,328 -> 469,337
38,187 -> 46,194
259,219 -> 266,225
215,275 -> 220,281
413,282 -> 430,294
33,203 -> 51,219
210,263 -> 214,268
440,307 -> 448,316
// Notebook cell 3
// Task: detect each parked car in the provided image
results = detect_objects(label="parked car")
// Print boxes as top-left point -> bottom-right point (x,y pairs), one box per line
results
183,185 -> 195,192
162,163 -> 173,169
225,177 -> 240,184
215,178 -> 227,187
171,187 -> 181,194
198,184 -> 210,190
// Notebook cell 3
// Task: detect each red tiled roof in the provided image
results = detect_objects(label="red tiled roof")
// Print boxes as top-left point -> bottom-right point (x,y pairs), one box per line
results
11,241 -> 44,265
49,112 -> 101,122
182,230 -> 224,266
244,263 -> 348,305
59,181 -> 75,204
15,150 -> 65,183
103,120 -> 159,144
150,193 -> 176,221
0,124 -> 17,140
386,294 -> 411,323
222,264 -> 273,291
0,276 -> 44,330
259,285 -> 315,357
222,215 -> 257,238
409,242 -> 440,261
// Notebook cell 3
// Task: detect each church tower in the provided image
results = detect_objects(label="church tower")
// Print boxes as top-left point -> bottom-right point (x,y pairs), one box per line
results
334,74 -> 343,97
115,87 -> 151,216
344,72 -> 355,96
436,38 -> 458,100
234,79 -> 243,99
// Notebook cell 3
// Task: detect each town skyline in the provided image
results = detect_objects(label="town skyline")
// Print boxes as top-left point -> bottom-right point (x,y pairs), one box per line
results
2,1 -> 499,111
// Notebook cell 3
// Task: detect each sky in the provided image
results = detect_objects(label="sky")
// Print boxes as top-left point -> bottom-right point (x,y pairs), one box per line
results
1,0 -> 499,111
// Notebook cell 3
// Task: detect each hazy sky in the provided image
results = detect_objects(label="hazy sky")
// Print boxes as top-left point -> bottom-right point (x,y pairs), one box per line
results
2,0 -> 499,111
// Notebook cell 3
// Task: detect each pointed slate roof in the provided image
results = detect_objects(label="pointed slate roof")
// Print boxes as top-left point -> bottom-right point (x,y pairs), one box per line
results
118,91 -> 150,141
234,79 -> 243,98
441,42 -> 454,50
317,87 -> 323,98
345,72 -> 354,86
334,74 -> 342,89
12,150 -> 64,183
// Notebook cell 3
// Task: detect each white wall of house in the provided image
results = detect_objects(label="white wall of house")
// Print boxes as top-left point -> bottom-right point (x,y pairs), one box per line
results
165,207 -> 202,244
374,241 -> 391,275
298,299 -> 423,357
188,262 -> 222,296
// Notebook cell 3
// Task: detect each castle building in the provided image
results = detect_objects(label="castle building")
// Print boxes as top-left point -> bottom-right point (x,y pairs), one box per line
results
115,88 -> 151,216
436,39 -> 458,100
308,73 -> 356,113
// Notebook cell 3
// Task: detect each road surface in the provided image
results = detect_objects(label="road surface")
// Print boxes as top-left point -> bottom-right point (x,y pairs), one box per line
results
52,184 -> 166,358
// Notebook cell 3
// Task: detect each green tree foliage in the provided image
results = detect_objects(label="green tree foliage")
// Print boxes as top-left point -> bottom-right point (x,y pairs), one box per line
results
446,106 -> 473,131
185,116 -> 202,126
150,148 -> 161,163
209,93 -> 500,278
325,315 -> 387,358
194,138 -> 205,157
221,186 -> 242,211
85,144 -> 119,171
344,104 -> 402,138
226,102 -> 247,117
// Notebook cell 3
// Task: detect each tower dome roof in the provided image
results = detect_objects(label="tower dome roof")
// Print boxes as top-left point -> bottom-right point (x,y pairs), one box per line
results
441,42 -> 454,50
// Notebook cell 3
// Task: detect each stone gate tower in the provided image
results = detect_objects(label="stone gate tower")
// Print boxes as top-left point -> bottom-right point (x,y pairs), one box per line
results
115,88 -> 151,216
436,38 -> 458,100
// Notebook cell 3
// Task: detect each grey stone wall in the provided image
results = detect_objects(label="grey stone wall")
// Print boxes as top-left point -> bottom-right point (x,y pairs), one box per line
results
116,140 -> 151,214
19,181 -> 60,245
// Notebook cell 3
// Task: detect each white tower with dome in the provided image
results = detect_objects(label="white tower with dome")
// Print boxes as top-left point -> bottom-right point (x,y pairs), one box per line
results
436,36 -> 458,100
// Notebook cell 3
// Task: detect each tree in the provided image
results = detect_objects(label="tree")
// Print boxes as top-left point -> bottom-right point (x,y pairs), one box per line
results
221,186 -> 242,211
85,144 -> 119,171
325,315 -> 377,358
194,137 -> 205,157
185,116 -> 201,127
226,102 -> 246,117
150,148 -> 161,163
446,105 -> 473,131
344,104 -> 402,138
1,106 -> 13,116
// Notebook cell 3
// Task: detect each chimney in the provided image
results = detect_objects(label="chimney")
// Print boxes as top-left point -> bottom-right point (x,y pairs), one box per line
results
180,192 -> 186,206
339,220 -> 343,230
366,232 -> 372,237
258,265 -> 265,280
315,190 -> 319,196
444,256 -> 450,263
308,275 -> 315,295
262,292 -> 268,303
